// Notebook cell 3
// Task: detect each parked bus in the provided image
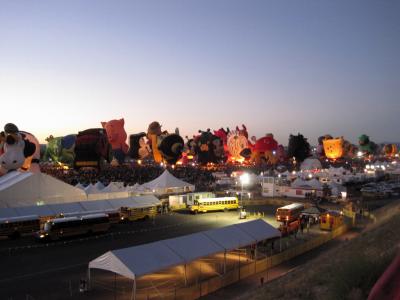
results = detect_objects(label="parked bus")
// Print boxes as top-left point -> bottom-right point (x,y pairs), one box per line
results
189,197 -> 239,214
120,206 -> 158,222
276,203 -> 305,223
0,215 -> 40,239
36,213 -> 110,241
58,209 -> 122,224
279,219 -> 300,236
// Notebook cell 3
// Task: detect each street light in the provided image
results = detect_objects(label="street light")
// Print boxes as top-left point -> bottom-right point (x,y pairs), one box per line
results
239,173 -> 250,217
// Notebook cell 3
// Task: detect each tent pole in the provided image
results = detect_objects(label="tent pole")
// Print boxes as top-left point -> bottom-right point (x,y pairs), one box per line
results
114,272 -> 117,300
224,251 -> 226,274
238,248 -> 241,280
130,281 -> 134,300
134,279 -> 137,300
254,243 -> 257,272
184,264 -> 188,286
87,268 -> 91,291
130,279 -> 136,300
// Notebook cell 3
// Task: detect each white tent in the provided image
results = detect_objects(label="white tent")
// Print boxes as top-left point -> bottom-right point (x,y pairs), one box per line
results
139,170 -> 195,194
89,219 -> 280,285
329,182 -> 346,196
15,205 -> 55,217
0,207 -> 19,218
0,195 -> 161,219
94,181 -> 105,191
300,158 -> 322,170
79,199 -> 115,212
85,182 -> 130,200
75,183 -> 86,190
84,184 -> 101,194
103,182 -> 124,193
327,166 -> 349,176
87,190 -> 130,201
308,178 -> 323,190
0,171 -> 87,208
89,241 -> 182,281
291,178 -> 308,188
47,202 -> 86,215
107,196 -> 161,210
292,178 -> 322,190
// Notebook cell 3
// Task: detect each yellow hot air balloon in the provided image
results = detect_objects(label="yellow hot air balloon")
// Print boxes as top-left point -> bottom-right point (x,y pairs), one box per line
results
323,138 -> 344,160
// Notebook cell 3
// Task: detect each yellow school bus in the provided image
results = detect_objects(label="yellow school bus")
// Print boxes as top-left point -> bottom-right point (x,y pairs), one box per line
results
120,206 -> 158,221
190,197 -> 239,214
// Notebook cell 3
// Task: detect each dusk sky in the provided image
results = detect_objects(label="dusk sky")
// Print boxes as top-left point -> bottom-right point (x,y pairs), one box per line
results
1,1 -> 399,145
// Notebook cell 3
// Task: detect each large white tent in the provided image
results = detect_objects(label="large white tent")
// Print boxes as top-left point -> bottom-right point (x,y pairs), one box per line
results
0,171 -> 87,208
137,170 -> 195,194
89,219 -> 280,284
0,195 -> 161,219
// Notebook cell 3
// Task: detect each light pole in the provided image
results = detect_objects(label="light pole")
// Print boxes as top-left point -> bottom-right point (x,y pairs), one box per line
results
239,173 -> 250,218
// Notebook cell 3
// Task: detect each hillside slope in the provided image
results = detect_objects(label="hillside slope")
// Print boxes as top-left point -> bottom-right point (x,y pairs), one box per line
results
239,203 -> 400,300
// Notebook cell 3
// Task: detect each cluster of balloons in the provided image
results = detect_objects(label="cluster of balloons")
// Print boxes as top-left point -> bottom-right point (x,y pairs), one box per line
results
2,119 -> 398,174
316,134 -> 397,161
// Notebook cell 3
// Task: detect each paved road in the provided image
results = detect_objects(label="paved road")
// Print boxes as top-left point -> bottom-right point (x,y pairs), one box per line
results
0,205 -> 282,300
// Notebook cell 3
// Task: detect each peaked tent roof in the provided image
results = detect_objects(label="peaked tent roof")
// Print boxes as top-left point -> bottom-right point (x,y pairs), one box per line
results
203,223 -> 256,250
94,181 -> 105,190
89,219 -> 280,280
84,184 -> 101,194
90,241 -> 183,280
75,183 -> 86,190
162,232 -> 225,262
0,171 -> 87,208
139,170 -> 194,191
102,182 -> 124,193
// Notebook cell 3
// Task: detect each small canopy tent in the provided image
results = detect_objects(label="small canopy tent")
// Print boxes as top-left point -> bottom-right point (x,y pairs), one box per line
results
138,170 -> 195,194
0,171 -> 87,208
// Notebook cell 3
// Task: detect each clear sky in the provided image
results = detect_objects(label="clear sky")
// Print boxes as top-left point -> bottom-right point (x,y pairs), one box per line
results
1,0 -> 399,145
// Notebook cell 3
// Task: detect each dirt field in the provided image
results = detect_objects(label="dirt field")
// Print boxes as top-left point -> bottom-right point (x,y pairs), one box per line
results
239,201 -> 400,300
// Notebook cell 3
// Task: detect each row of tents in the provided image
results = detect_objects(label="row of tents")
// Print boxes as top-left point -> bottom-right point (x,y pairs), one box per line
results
0,170 -> 195,220
78,170 -> 195,196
